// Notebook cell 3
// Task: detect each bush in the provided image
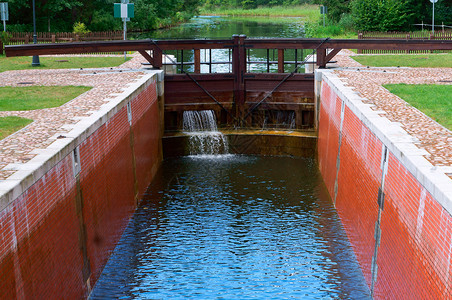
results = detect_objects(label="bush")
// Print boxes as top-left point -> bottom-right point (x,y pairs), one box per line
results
338,13 -> 354,31
304,20 -> 344,38
351,0 -> 415,31
5,24 -> 31,32
0,32 -> 11,45
72,22 -> 91,36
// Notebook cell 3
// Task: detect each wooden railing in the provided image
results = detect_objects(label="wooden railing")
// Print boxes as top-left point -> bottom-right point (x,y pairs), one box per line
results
357,31 -> 452,54
7,31 -> 123,44
1,31 -> 124,54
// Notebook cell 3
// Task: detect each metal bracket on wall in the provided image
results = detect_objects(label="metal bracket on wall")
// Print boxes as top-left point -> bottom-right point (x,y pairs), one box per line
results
371,145 -> 389,296
72,146 -> 81,177
333,99 -> 346,205
127,102 -> 132,125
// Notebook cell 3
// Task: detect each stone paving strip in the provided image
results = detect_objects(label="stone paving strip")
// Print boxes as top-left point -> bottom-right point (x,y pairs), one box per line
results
333,50 -> 452,176
0,53 -> 149,180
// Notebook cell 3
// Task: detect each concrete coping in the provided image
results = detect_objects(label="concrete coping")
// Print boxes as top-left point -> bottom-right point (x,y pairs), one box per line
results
316,69 -> 452,215
0,70 -> 164,212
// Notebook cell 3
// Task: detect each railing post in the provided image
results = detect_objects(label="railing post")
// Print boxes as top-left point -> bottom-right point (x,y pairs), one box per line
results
278,49 -> 285,73
357,33 -> 363,54
194,49 -> 201,74
316,48 -> 327,68
153,47 -> 163,69
406,33 -> 410,53
232,34 -> 247,126
51,34 -> 55,43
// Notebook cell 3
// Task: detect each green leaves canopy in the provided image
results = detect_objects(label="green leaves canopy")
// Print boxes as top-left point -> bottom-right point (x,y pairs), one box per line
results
4,0 -> 200,32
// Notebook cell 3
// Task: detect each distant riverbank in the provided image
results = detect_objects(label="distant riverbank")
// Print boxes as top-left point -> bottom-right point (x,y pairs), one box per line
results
198,5 -> 356,39
199,5 -> 319,20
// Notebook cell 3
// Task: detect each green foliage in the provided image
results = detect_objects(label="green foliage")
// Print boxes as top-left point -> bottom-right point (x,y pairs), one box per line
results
338,13 -> 354,31
200,4 -> 320,18
5,0 -> 201,32
304,21 -> 344,37
202,0 -> 314,9
350,0 -> 417,31
73,22 -> 91,36
0,32 -> 12,44
318,0 -> 350,23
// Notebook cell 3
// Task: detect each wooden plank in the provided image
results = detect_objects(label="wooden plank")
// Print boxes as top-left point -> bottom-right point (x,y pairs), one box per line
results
278,49 -> 285,73
138,50 -> 154,64
6,38 -> 452,58
194,49 -> 201,74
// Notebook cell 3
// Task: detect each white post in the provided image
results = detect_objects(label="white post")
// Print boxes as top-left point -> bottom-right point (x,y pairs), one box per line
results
123,17 -> 127,61
432,0 -> 435,34
122,0 -> 129,61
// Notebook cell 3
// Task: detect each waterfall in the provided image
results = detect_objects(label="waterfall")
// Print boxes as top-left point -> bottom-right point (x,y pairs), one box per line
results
183,110 -> 229,155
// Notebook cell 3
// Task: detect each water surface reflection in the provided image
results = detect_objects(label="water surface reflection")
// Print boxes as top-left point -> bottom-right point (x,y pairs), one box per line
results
90,156 -> 370,299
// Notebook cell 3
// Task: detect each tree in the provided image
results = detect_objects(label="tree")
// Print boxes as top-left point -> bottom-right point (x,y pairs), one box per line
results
351,0 -> 416,31
320,0 -> 350,23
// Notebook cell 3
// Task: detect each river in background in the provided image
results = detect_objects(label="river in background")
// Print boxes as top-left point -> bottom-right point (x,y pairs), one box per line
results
131,16 -> 306,40
131,16 -> 310,73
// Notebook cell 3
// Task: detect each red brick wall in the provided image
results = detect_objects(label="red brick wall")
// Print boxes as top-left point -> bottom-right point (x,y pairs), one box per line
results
318,79 -> 452,298
0,78 -> 162,299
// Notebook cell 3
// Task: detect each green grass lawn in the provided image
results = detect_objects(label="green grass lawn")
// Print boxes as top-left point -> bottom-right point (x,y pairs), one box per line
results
384,84 -> 452,130
0,85 -> 92,111
352,53 -> 452,68
0,116 -> 33,140
0,55 -> 131,72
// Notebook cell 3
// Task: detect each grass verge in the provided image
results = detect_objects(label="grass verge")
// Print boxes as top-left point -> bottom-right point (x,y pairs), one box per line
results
384,84 -> 452,130
0,55 -> 131,73
0,116 -> 33,140
0,85 -> 92,111
352,53 -> 452,68
200,5 -> 320,19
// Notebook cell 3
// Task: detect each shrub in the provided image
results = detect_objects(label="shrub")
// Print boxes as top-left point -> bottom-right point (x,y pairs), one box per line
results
351,0 -> 415,31
338,13 -> 354,31
73,22 -> 91,36
0,31 -> 11,45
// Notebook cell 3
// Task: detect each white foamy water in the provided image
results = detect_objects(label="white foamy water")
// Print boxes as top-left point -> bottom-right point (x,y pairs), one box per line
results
183,110 -> 229,155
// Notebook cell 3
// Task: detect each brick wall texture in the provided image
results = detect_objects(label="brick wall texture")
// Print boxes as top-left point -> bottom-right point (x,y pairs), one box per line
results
0,79 -> 162,299
318,80 -> 452,299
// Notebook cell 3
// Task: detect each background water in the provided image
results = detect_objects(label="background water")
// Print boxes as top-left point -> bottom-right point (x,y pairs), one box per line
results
131,16 -> 311,73
132,16 -> 305,40
90,156 -> 370,299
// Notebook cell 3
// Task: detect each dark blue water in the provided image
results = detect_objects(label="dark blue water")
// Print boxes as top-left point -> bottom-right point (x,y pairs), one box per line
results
90,155 -> 370,299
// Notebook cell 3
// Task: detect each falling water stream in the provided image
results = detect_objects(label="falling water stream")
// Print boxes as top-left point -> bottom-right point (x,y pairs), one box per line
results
183,110 -> 229,155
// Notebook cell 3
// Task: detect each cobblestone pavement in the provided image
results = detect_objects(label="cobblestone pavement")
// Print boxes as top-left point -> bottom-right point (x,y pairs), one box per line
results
333,50 -> 452,173
0,53 -> 149,180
